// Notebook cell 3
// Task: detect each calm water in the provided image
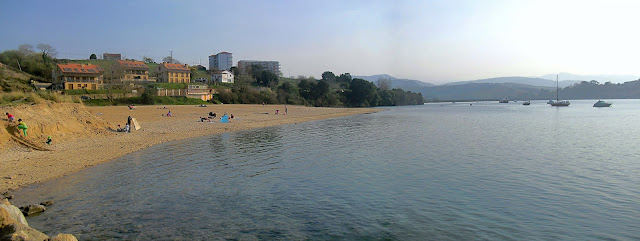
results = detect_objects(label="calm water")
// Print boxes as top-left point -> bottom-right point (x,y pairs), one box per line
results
12,99 -> 640,240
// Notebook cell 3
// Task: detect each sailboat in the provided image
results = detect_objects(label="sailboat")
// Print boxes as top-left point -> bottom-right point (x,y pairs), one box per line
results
549,75 -> 570,106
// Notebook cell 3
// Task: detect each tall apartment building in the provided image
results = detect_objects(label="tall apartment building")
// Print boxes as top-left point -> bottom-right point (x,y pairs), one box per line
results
237,60 -> 281,76
208,52 -> 233,71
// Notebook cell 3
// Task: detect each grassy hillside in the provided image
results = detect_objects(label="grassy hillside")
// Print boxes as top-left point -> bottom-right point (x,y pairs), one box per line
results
0,62 -> 33,92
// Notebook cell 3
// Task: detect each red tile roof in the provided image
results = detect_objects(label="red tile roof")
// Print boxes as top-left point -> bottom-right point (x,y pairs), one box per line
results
57,63 -> 103,74
162,63 -> 190,72
117,60 -> 149,70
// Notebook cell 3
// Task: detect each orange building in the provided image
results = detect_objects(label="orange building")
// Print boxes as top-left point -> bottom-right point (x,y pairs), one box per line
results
54,63 -> 104,90
114,60 -> 149,81
157,63 -> 191,83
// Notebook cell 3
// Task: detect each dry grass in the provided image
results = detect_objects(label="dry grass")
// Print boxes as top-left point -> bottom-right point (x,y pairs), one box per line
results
0,91 -> 78,106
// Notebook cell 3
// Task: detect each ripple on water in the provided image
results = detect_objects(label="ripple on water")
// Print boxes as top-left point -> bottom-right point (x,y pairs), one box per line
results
10,101 -> 640,240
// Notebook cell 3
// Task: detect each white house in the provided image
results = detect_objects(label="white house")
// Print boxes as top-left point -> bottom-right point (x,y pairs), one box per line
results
212,70 -> 234,83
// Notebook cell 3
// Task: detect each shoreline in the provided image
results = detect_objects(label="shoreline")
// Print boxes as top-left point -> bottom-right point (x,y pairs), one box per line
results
1,104 -> 381,194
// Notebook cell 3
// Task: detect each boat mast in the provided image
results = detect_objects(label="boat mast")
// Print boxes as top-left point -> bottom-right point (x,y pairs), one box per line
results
556,74 -> 560,103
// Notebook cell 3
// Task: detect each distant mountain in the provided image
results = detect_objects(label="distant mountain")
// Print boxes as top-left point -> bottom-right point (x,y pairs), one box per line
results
445,76 -> 578,88
352,73 -> 640,101
353,74 -> 434,90
541,73 -> 640,84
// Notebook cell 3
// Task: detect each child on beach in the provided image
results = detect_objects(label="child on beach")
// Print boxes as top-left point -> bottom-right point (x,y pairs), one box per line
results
46,136 -> 52,145
17,119 -> 27,136
167,111 -> 172,117
5,113 -> 15,122
124,124 -> 130,133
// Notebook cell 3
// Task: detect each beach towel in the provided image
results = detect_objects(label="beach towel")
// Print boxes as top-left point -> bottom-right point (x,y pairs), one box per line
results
220,115 -> 229,123
132,118 -> 141,130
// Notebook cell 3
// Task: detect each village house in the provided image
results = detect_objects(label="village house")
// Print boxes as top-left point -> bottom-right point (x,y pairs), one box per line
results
211,70 -> 234,83
156,83 -> 212,101
157,63 -> 191,83
187,84 -> 212,101
53,63 -> 103,90
114,60 -> 150,81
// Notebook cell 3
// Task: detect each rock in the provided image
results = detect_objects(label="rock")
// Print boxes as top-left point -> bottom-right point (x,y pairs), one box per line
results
0,204 -> 28,226
19,205 -> 46,216
39,201 -> 54,207
50,233 -> 78,241
1,192 -> 13,200
0,222 -> 49,241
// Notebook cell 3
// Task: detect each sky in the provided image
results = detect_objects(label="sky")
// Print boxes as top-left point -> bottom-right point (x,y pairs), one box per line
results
2,0 -> 640,84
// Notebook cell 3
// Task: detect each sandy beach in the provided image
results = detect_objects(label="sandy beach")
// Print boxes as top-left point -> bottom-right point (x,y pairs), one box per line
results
0,104 -> 380,193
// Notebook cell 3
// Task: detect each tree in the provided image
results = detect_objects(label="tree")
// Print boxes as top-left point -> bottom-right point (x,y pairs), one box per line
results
249,64 -> 264,79
321,71 -> 336,82
36,43 -> 57,62
377,77 -> 392,90
18,44 -> 34,55
348,78 -> 380,107
337,73 -> 352,83
89,54 -> 97,60
311,80 -> 329,100
143,56 -> 154,63
259,71 -> 279,87
162,56 -> 181,64
226,66 -> 239,76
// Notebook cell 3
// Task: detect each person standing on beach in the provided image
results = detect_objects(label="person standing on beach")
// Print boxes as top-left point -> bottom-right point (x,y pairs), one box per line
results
17,119 -> 27,136
127,116 -> 132,133
6,113 -> 15,122
285,105 -> 288,115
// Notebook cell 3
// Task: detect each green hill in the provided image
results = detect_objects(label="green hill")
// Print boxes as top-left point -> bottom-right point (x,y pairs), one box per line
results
0,62 -> 33,92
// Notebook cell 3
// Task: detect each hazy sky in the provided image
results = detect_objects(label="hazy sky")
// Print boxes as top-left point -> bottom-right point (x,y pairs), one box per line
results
2,0 -> 639,84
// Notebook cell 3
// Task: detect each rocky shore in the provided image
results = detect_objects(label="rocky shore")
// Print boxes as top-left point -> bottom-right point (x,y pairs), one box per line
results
1,197 -> 76,241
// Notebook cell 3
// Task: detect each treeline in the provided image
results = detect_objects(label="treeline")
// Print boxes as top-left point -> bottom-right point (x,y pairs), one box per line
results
219,70 -> 424,107
0,44 -> 57,82
561,80 -> 640,99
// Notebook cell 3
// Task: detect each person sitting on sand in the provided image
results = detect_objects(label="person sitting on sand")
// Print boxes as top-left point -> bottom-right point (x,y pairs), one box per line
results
128,105 -> 135,110
17,119 -> 27,137
124,124 -> 130,133
6,112 -> 15,122
46,136 -> 52,145
230,114 -> 234,119
166,111 -> 172,117
200,117 -> 209,122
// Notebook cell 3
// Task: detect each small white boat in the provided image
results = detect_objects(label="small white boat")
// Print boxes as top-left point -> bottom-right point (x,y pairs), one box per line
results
523,100 -> 530,106
593,100 -> 612,107
547,100 -> 554,104
499,98 -> 509,103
